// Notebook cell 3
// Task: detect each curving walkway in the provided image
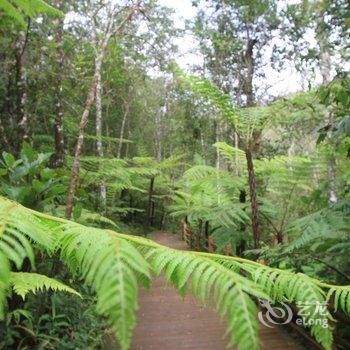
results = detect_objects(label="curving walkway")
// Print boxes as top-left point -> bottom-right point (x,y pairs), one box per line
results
130,231 -> 305,350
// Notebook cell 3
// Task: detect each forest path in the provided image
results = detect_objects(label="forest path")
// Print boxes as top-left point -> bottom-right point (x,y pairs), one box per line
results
129,231 -> 306,350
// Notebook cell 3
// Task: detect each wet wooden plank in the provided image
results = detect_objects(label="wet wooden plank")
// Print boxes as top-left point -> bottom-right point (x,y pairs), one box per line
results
130,232 -> 305,350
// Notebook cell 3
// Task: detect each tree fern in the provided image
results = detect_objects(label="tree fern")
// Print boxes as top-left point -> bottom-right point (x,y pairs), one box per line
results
0,253 -> 10,320
145,245 -> 264,349
251,265 -> 334,349
0,199 -> 56,270
283,199 -> 349,252
58,224 -> 150,350
1,196 -> 350,349
0,0 -> 62,28
10,272 -> 80,299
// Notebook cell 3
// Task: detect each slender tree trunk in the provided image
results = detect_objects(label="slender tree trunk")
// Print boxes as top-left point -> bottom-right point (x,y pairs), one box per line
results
287,140 -> 295,157
233,131 -> 239,175
242,35 -> 261,248
197,219 -> 203,251
95,69 -> 107,208
237,189 -> 246,256
159,210 -> 166,230
276,230 -> 283,244
242,38 -> 256,107
117,100 -> 130,158
245,148 -> 260,248
0,117 -> 11,152
125,126 -> 131,158
15,22 -> 30,146
65,63 -> 99,218
154,110 -> 162,161
65,8 -> 137,219
317,9 -> 337,205
214,118 -> 220,169
148,177 -> 155,226
50,0 -> 65,168
204,220 -> 209,249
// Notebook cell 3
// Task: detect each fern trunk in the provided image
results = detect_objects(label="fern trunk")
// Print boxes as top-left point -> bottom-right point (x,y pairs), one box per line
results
0,117 -> 12,152
245,148 -> 260,248
316,8 -> 337,205
50,0 -> 65,168
148,176 -> 155,226
117,99 -> 130,158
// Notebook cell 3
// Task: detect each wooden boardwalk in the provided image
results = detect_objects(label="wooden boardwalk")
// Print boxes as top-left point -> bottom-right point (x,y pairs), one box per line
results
130,232 -> 305,350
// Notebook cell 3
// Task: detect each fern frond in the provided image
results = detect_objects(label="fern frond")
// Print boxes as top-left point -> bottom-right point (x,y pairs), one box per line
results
214,142 -> 247,173
58,224 -> 150,350
1,0 -> 62,28
1,197 -> 349,350
77,209 -> 120,229
10,272 -> 81,299
0,0 -> 26,27
327,286 -> 350,315
0,199 -> 56,269
138,244 -> 267,349
0,253 -> 10,320
251,266 -> 333,349
13,0 -> 62,17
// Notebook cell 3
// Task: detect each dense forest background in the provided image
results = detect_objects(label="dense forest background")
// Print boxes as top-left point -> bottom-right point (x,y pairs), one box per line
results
0,0 -> 349,349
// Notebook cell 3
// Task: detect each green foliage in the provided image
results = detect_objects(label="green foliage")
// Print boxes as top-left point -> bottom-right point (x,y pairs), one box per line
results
176,71 -> 273,145
252,265 -> 334,349
317,73 -> 350,154
58,224 -> 150,350
1,286 -> 108,349
0,0 -> 62,28
169,163 -> 249,249
0,144 -> 65,210
10,272 -> 80,300
1,197 -> 348,349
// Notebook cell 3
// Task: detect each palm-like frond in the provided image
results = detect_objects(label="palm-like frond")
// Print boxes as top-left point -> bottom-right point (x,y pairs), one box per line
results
10,272 -> 80,299
58,224 -> 150,350
0,199 -> 56,270
0,0 -> 62,27
251,265 -> 333,349
145,245 -> 264,349
1,196 -> 349,350
284,199 -> 349,252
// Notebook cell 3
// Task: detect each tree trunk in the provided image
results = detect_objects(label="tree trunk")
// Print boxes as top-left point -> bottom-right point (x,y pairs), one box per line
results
117,100 -> 130,158
65,61 -> 99,218
233,131 -> 239,175
197,219 -> 203,251
242,38 -> 256,107
237,189 -> 246,256
0,117 -> 12,152
125,126 -> 131,158
204,220 -> 210,249
317,9 -> 337,205
95,69 -> 107,208
214,118 -> 220,169
276,230 -> 283,244
50,0 -> 65,168
147,177 -> 155,226
15,23 -> 30,146
245,148 -> 260,249
154,110 -> 162,161
65,8 -> 137,219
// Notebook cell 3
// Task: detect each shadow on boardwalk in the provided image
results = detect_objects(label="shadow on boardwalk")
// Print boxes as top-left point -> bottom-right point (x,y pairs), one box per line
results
111,231 -> 306,350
